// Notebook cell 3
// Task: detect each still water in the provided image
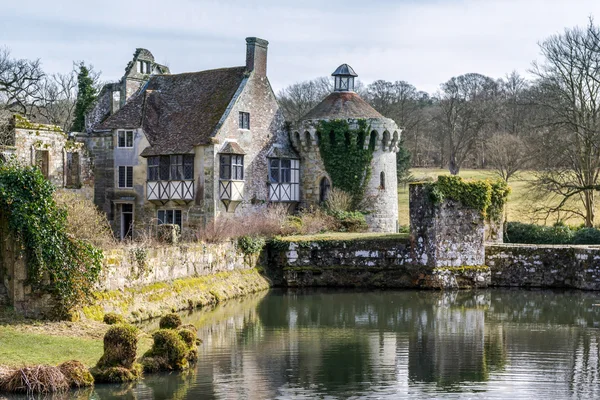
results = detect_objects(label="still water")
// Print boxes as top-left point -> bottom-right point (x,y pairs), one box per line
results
78,289 -> 600,398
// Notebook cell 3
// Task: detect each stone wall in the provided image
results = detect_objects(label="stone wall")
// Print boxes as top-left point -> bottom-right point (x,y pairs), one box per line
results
99,242 -> 252,291
268,237 -> 490,290
409,183 -> 485,268
487,244 -> 600,290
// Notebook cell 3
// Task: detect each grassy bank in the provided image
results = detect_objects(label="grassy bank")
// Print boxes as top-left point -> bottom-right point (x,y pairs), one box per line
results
399,168 -> 591,226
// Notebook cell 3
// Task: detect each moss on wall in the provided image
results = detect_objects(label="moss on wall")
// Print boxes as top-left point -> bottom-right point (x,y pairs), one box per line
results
83,268 -> 270,322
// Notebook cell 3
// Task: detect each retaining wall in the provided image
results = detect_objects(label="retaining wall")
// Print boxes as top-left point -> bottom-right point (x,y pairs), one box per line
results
486,244 -> 600,290
268,237 -> 490,290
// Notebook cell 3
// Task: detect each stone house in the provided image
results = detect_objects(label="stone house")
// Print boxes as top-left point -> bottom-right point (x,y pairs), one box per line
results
291,64 -> 400,232
0,112 -> 92,196
85,48 -> 170,133
86,38 -> 297,239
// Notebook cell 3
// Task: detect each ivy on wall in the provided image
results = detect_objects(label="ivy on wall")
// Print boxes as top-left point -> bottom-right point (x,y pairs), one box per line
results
317,119 -> 373,208
426,175 -> 510,221
0,162 -> 103,316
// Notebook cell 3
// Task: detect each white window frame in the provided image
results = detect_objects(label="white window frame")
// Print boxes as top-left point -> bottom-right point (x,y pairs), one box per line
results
117,130 -> 134,148
118,165 -> 134,189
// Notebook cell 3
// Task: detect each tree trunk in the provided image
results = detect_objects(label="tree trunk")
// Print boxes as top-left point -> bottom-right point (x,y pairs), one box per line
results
584,189 -> 595,227
449,154 -> 460,175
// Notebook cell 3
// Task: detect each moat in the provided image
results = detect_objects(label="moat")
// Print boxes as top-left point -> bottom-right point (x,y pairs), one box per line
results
9,288 -> 600,399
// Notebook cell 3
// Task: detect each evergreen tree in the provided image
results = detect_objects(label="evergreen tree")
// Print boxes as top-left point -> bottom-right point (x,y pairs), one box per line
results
70,63 -> 97,132
396,138 -> 412,185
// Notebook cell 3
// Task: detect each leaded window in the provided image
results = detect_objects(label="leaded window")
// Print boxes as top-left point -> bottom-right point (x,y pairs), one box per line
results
117,131 -> 134,148
219,154 -> 244,180
118,166 -> 133,188
269,158 -> 292,183
147,155 -> 194,181
239,112 -> 250,129
157,209 -> 182,228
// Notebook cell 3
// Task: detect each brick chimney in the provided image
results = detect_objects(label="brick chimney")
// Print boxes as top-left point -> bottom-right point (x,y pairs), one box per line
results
245,37 -> 269,77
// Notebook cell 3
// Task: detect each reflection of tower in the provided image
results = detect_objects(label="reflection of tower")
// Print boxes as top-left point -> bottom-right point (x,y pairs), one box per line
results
291,65 -> 401,232
408,303 -> 488,386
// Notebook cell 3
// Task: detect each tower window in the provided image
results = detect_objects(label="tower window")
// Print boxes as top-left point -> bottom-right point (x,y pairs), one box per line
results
380,171 -> 385,190
320,177 -> 331,202
239,112 -> 250,129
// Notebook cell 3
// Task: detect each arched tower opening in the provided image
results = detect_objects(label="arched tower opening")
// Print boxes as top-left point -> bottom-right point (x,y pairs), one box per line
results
319,177 -> 331,203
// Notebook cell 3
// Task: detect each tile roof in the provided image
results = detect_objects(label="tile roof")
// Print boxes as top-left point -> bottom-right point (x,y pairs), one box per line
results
99,67 -> 248,156
300,91 -> 384,121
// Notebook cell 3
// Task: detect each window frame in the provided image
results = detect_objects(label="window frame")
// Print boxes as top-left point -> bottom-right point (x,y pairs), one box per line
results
219,154 -> 244,181
117,130 -> 134,148
269,158 -> 297,184
239,112 -> 250,130
147,154 -> 194,181
157,209 -> 182,229
118,165 -> 134,189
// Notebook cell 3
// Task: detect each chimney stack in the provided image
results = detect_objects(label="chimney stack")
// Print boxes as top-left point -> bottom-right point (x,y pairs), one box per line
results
245,37 -> 269,77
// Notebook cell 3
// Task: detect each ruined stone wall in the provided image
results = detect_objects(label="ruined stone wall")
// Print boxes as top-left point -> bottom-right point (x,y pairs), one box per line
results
268,237 -> 489,289
85,83 -> 120,133
0,215 -> 56,318
409,183 -> 485,268
210,72 -> 290,219
487,244 -> 600,290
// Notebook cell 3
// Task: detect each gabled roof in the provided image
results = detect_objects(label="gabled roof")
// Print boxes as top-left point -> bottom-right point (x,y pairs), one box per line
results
98,67 -> 248,156
300,91 -> 384,121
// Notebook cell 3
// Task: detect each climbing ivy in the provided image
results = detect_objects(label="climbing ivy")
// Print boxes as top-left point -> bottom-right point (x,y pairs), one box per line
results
317,119 -> 373,208
425,175 -> 510,221
0,162 -> 103,316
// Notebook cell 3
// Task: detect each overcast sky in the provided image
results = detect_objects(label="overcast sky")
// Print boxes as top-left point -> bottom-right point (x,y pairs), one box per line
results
2,0 -> 600,94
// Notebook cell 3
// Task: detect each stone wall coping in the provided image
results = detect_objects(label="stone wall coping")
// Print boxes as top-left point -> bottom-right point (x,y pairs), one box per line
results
487,243 -> 600,250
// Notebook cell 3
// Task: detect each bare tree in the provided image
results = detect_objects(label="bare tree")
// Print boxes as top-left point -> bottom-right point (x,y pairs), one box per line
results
36,71 -> 77,132
0,48 -> 44,115
436,73 -> 499,175
529,18 -> 600,227
485,133 -> 530,182
277,77 -> 332,121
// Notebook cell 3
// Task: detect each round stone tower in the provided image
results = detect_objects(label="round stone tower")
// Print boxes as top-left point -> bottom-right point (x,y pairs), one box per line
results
291,64 -> 400,232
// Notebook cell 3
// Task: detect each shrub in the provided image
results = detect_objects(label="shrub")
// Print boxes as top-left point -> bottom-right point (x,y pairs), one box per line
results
90,365 -> 142,383
504,222 -> 575,244
159,313 -> 182,330
58,360 -> 94,388
572,227 -> 600,244
103,312 -> 125,325
330,210 -> 368,233
325,188 -> 352,213
237,235 -> 266,255
142,329 -> 192,372
92,324 -> 142,383
0,365 -> 69,394
178,328 -> 197,348
53,190 -> 115,249
98,324 -> 139,369
295,207 -> 337,235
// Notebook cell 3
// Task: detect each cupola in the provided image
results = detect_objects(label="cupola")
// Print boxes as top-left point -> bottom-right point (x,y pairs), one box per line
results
332,64 -> 357,92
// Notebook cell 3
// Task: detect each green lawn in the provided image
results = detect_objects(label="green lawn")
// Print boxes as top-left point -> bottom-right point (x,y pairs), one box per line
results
398,168 -> 588,227
0,327 -> 104,367
279,232 -> 409,242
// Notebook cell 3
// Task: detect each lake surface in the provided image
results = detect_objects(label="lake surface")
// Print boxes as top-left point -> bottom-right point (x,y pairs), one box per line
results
63,289 -> 600,398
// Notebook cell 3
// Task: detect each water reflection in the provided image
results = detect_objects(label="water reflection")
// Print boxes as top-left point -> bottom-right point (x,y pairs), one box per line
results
10,289 -> 600,399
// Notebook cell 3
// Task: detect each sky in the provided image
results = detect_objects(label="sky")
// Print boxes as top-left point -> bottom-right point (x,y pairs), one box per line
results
2,0 -> 600,94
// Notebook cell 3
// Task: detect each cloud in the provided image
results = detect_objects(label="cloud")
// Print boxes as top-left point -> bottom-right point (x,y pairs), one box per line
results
1,0 -> 599,93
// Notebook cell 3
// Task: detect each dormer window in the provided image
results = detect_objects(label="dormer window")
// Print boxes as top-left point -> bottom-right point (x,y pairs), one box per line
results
332,64 -> 357,92
239,112 -> 250,130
